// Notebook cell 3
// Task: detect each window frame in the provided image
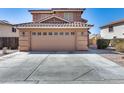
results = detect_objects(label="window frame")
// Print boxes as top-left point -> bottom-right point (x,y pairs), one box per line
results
12,27 -> 16,32
109,26 -> 114,32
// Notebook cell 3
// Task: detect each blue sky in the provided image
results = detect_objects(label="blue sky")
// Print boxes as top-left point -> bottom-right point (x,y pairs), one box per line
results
0,8 -> 124,34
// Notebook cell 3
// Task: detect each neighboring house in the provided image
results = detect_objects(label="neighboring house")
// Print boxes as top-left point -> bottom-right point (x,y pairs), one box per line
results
100,19 -> 124,39
15,8 -> 92,51
0,20 -> 19,49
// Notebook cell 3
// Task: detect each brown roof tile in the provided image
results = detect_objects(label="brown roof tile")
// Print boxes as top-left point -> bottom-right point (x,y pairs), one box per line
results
100,19 -> 124,29
15,22 -> 93,29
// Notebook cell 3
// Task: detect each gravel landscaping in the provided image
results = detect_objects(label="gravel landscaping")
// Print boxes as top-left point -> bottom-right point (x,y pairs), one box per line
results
89,47 -> 124,67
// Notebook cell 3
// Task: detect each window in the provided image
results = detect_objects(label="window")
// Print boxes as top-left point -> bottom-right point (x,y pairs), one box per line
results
49,32 -> 52,35
43,32 -> 47,35
71,32 -> 75,35
32,32 -> 36,35
60,32 -> 64,35
109,26 -> 113,32
64,13 -> 73,21
54,32 -> 58,35
12,27 -> 16,32
38,32 -> 41,36
65,32 -> 69,35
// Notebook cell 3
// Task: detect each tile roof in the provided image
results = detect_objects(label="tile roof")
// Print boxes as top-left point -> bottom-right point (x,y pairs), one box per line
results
0,20 -> 11,25
15,22 -> 93,29
100,19 -> 124,29
52,8 -> 85,11
52,8 -> 83,10
29,8 -> 85,12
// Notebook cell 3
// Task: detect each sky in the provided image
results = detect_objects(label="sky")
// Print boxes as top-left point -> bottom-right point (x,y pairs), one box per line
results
1,8 -> 124,34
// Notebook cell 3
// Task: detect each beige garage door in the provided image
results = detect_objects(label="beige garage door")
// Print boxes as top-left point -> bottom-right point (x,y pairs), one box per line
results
31,31 -> 75,51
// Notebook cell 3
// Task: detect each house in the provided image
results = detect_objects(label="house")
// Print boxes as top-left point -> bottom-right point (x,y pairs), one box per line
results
0,20 -> 19,49
15,8 -> 93,51
100,19 -> 124,39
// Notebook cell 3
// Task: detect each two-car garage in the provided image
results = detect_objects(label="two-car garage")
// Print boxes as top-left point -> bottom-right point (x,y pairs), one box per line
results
31,30 -> 76,51
18,22 -> 90,52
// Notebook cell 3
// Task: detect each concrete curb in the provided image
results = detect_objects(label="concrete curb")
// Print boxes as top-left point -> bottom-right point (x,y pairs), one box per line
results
0,52 -> 21,61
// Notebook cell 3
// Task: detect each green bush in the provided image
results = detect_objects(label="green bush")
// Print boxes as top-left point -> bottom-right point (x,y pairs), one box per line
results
97,39 -> 110,49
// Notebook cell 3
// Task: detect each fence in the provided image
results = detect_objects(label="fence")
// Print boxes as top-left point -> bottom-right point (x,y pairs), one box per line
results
0,37 -> 19,49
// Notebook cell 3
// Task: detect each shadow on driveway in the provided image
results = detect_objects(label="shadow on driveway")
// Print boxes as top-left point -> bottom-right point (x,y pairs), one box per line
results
28,48 -> 118,54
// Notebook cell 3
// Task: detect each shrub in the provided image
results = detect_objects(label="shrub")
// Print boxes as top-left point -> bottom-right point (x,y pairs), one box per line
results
97,39 -> 110,49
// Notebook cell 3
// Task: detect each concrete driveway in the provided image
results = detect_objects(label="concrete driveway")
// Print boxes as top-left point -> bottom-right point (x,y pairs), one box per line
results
0,52 -> 124,84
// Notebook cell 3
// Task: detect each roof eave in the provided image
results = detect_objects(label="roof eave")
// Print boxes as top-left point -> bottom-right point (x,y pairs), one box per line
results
0,23 -> 12,25
29,8 -> 85,14
16,26 -> 91,29
100,20 -> 124,29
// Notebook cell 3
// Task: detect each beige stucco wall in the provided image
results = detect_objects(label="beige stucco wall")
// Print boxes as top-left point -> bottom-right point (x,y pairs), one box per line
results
0,24 -> 19,37
18,28 -> 88,51
76,30 -> 88,50
19,31 -> 30,51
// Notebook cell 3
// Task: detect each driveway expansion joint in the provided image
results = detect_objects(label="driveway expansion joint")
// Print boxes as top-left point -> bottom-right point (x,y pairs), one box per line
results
24,54 -> 50,81
72,69 -> 94,81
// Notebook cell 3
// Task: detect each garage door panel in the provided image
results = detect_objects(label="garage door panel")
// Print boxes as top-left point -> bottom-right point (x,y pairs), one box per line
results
31,31 -> 75,51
